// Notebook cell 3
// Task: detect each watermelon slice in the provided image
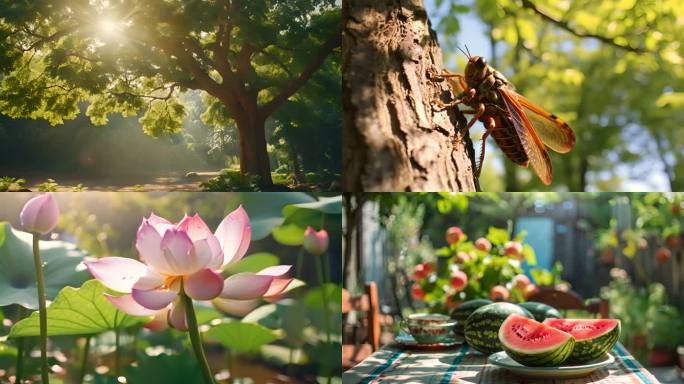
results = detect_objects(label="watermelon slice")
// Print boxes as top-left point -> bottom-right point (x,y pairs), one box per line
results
498,314 -> 575,367
543,318 -> 620,363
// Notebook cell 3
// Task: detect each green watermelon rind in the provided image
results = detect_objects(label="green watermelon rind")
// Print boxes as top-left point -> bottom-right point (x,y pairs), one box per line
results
544,319 -> 621,363
451,299 -> 493,334
567,323 -> 620,363
499,315 -> 576,367
464,303 -> 534,355
518,302 -> 562,322
504,337 -> 575,367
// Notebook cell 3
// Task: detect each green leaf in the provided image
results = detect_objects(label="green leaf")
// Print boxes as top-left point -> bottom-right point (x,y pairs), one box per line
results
0,342 -> 17,357
242,299 -> 309,343
126,351 -> 203,384
204,321 -> 279,353
272,223 -> 306,246
522,244 -> 537,265
282,195 -> 342,216
9,280 -> 150,337
223,252 -> 279,274
193,304 -> 223,325
303,283 -> 342,332
486,227 -> 510,246
239,193 -> 315,240
280,196 -> 343,234
0,222 -> 89,309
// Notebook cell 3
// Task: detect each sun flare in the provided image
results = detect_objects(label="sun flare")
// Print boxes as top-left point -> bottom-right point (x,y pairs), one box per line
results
97,18 -> 122,38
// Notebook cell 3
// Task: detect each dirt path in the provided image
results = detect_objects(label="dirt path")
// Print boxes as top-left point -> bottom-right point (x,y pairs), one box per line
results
17,171 -> 221,191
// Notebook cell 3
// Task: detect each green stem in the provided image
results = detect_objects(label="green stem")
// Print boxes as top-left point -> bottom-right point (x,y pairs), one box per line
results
15,337 -> 24,383
15,306 -> 26,383
287,346 -> 294,377
79,336 -> 91,384
114,328 -> 120,377
181,286 -> 215,384
323,251 -> 331,286
32,234 -> 50,384
226,349 -> 234,384
314,255 -> 331,384
295,247 -> 304,279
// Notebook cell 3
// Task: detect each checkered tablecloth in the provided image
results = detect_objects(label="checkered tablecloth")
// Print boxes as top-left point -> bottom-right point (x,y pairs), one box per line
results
343,342 -> 660,384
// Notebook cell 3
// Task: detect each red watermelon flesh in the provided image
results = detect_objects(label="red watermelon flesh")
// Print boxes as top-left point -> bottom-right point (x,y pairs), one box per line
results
542,319 -> 618,341
543,318 -> 621,363
499,314 -> 575,366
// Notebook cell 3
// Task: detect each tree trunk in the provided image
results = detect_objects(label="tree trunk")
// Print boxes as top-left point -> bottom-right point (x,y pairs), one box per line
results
289,146 -> 305,184
579,157 -> 588,192
235,114 -> 273,186
342,0 -> 478,191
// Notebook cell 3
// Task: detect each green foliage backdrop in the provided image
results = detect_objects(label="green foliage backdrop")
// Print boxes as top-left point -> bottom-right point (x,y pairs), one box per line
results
0,0 -> 341,185
429,0 -> 684,191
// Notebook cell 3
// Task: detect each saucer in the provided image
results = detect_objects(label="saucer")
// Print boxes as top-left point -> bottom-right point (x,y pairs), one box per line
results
394,333 -> 463,350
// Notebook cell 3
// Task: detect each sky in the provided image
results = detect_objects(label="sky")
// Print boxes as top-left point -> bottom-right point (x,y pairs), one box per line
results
423,0 -> 671,192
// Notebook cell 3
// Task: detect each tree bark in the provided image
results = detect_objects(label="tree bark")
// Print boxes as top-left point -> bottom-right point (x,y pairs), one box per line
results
342,0 -> 478,191
235,114 -> 273,186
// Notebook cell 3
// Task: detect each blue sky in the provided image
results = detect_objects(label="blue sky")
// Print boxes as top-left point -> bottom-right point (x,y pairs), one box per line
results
423,0 -> 671,191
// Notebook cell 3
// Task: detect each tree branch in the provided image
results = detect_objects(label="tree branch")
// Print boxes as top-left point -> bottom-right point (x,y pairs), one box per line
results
520,0 -> 644,54
260,29 -> 341,117
21,24 -> 79,51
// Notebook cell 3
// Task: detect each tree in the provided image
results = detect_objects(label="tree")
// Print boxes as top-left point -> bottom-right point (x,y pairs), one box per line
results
272,55 -> 341,184
342,0 -> 478,192
0,0 -> 340,186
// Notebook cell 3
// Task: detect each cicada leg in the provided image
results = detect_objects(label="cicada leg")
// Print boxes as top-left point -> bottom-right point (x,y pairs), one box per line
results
477,115 -> 496,178
461,103 -> 485,131
451,102 -> 485,147
431,88 -> 476,112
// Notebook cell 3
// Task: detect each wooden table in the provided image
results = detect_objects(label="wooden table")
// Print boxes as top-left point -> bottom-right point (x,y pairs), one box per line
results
343,342 -> 660,383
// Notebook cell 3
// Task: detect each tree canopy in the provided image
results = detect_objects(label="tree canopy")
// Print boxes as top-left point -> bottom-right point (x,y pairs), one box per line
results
0,0 -> 340,185
429,0 -> 684,191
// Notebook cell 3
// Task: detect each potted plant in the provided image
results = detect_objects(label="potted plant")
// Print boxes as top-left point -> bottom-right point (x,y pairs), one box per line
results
648,305 -> 684,366
602,269 -> 684,366
409,226 -> 542,314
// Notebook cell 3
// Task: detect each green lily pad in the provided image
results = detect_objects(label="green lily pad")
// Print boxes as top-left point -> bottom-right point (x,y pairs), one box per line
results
126,351 -> 203,384
239,193 -> 315,240
204,321 -> 279,354
0,222 -> 90,309
272,223 -> 307,246
272,196 -> 342,246
9,280 -> 150,337
282,195 -> 342,216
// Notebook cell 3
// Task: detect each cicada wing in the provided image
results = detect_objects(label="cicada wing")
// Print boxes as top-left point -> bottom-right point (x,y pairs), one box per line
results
498,88 -> 553,185
517,95 -> 576,154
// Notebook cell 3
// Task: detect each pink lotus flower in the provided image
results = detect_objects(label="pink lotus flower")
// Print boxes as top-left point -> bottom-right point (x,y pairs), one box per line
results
303,227 -> 329,256
84,206 -> 292,331
20,193 -> 59,234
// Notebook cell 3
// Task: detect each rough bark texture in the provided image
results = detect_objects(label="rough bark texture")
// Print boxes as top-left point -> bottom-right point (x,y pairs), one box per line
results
342,0 -> 478,191
236,115 -> 272,186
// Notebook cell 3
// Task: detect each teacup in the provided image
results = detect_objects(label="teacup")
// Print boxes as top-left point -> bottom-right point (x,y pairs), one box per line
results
401,313 -> 457,344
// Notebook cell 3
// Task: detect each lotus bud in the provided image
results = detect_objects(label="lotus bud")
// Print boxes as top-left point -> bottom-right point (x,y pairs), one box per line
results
303,226 -> 329,256
20,193 -> 59,234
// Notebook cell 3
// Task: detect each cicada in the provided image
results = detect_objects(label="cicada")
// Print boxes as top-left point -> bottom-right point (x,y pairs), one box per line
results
430,51 -> 575,185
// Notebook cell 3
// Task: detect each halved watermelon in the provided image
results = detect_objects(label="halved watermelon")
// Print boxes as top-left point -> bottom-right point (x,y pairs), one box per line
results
499,314 -> 575,366
543,318 -> 620,363
464,302 -> 533,355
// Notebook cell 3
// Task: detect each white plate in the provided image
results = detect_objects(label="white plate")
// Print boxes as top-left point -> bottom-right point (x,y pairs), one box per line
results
394,334 -> 463,350
488,351 -> 615,379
